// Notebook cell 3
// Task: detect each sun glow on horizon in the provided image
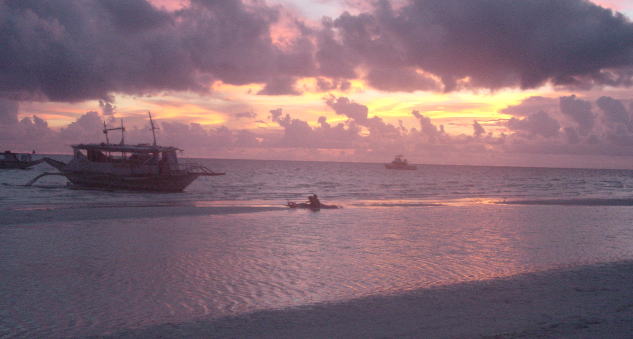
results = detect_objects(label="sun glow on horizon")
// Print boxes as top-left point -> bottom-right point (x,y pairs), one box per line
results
17,79 -> 563,137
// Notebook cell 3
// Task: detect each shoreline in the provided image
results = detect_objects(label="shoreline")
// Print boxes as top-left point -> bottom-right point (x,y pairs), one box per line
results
100,260 -> 633,338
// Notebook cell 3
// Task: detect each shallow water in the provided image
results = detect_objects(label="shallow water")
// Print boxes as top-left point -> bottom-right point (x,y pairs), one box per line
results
2,158 -> 633,337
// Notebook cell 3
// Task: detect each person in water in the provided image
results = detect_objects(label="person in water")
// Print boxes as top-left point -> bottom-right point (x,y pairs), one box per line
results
308,194 -> 321,209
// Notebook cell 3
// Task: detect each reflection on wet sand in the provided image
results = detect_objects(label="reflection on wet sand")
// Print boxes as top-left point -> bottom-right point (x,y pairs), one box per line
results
3,203 -> 633,337
104,260 -> 633,338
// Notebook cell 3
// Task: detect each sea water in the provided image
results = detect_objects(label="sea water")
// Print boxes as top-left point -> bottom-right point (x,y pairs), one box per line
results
2,158 -> 633,337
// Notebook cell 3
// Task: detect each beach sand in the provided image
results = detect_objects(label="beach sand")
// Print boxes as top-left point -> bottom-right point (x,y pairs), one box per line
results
101,257 -> 633,338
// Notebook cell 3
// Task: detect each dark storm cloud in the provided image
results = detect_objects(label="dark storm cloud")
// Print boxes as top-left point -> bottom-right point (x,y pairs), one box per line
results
257,76 -> 301,95
0,0 -> 195,101
328,0 -> 633,91
0,0 -> 315,101
3,0 -> 633,102
366,67 -> 440,92
0,99 -> 19,125
315,18 -> 358,79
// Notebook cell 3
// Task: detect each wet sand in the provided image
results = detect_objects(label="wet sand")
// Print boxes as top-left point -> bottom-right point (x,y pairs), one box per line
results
100,260 -> 633,338
3,205 -> 633,338
2,205 -> 283,225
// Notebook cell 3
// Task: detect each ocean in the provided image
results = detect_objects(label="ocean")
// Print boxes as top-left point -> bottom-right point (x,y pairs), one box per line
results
2,157 -> 633,337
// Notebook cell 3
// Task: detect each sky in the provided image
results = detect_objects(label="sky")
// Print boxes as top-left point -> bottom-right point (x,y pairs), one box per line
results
2,0 -> 633,168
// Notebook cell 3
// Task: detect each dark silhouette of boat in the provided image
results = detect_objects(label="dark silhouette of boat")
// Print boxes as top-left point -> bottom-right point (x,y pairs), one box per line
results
29,113 -> 224,191
0,150 -> 43,169
287,194 -> 339,210
287,202 -> 339,210
385,155 -> 417,170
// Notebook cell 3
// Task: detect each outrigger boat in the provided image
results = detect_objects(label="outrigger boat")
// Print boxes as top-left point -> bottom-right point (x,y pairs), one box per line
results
385,155 -> 417,170
29,113 -> 224,192
0,150 -> 43,169
287,201 -> 339,210
287,195 -> 339,210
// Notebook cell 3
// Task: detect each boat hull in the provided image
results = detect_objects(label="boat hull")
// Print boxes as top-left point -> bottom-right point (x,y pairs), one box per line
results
62,172 -> 201,192
385,164 -> 417,170
287,202 -> 339,209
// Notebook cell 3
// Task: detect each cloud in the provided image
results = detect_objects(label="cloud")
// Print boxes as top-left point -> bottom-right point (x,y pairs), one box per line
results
412,110 -> 444,143
329,0 -> 633,91
269,107 -> 360,148
3,0 -> 633,104
315,77 -> 351,92
315,18 -> 358,79
59,111 -> 106,143
257,76 -> 301,95
501,96 -> 558,117
0,0 -> 313,101
559,95 -> 596,135
99,100 -> 116,116
501,94 -> 633,152
325,96 -> 369,122
1,0 -> 193,101
0,99 -> 19,125
507,111 -> 561,138
6,92 -> 633,167
564,126 -> 581,144
235,111 -> 257,119
473,120 -> 485,137
366,67 -> 441,92
596,96 -> 631,127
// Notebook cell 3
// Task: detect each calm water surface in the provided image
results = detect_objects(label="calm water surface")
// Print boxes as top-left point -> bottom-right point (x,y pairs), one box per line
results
3,157 -> 633,208
2,158 -> 633,337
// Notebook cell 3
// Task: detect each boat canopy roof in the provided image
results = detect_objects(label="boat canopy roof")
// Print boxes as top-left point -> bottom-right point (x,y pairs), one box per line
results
72,143 -> 180,153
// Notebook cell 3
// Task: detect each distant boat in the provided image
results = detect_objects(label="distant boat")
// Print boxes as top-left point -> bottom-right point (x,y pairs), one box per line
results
30,113 -> 225,191
0,150 -> 43,169
385,155 -> 417,170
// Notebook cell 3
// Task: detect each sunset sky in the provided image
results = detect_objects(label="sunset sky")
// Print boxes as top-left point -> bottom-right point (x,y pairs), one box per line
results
3,0 -> 633,168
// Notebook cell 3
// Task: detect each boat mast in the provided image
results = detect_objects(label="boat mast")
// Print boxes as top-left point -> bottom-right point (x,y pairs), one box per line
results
119,119 -> 125,145
148,111 -> 159,146
103,121 -> 110,144
102,119 -> 126,145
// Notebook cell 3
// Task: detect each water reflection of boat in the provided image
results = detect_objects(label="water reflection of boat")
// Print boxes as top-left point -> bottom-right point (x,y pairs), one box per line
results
0,150 -> 43,169
385,155 -> 417,170
29,113 -> 225,192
